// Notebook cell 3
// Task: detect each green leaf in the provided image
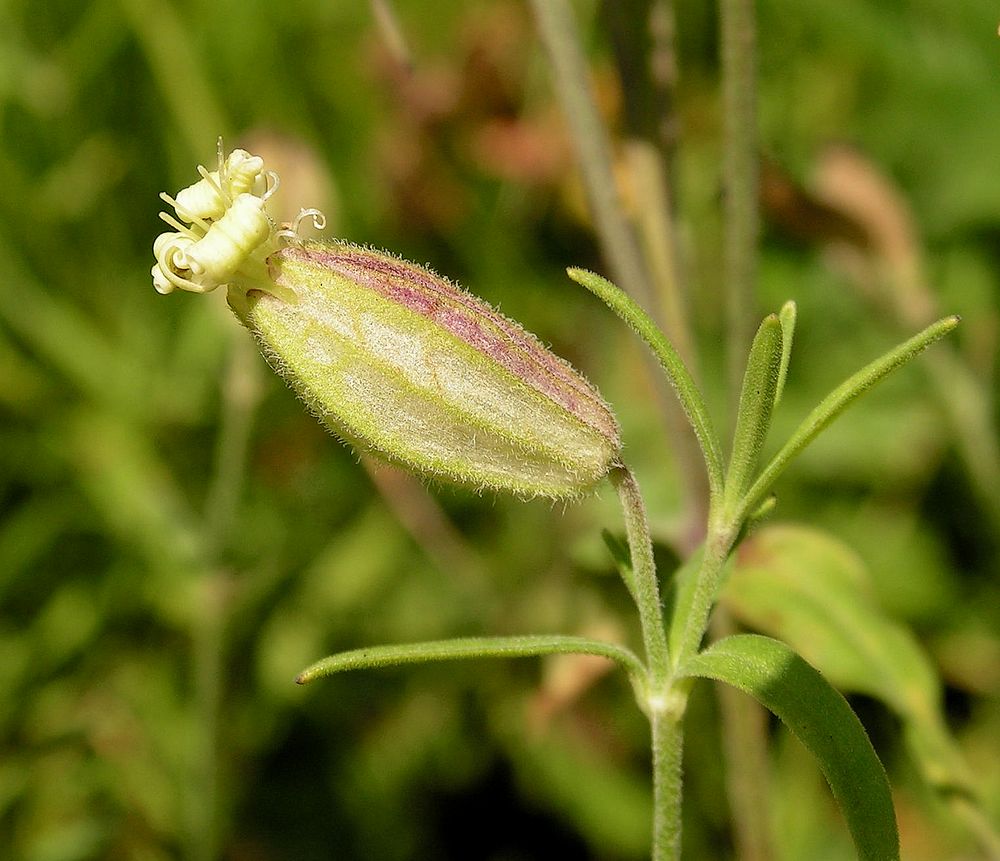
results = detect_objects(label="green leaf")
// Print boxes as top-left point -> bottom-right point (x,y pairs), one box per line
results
732,494 -> 778,546
775,300 -> 796,405
601,528 -> 637,598
738,315 -> 959,519
680,634 -> 899,861
566,267 -> 725,501
724,524 -> 977,799
601,528 -> 632,572
746,495 -> 777,530
724,314 -> 783,515
296,635 -> 646,685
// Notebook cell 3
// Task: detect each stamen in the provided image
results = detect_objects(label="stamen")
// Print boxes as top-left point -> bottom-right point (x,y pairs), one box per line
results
196,163 -> 229,207
158,210 -> 196,235
160,192 -> 212,233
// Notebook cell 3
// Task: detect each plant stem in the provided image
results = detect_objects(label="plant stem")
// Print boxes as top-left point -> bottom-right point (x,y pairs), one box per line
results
717,8 -> 775,851
626,142 -> 697,376
710,608 -> 774,861
610,464 -> 670,683
650,696 -> 686,861
529,0 -> 655,313
925,349 -> 1000,534
948,794 -> 1000,860
720,0 -> 759,413
369,0 -> 412,73
650,0 -> 681,160
673,519 -> 735,670
203,337 -> 259,557
609,463 -> 687,861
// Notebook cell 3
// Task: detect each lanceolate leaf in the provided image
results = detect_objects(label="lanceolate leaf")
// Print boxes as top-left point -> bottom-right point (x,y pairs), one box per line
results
775,300 -> 796,406
724,314 -> 783,515
737,316 -> 959,520
680,634 -> 900,861
296,635 -> 646,685
602,528 -> 639,604
566,267 -> 725,500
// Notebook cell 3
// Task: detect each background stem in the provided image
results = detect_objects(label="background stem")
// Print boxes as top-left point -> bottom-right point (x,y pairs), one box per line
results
529,0 -> 655,312
710,608 -> 774,861
601,0 -> 708,543
119,0 -> 227,152
720,0 -> 759,414
626,142 -> 709,545
534,0 -> 712,530
191,334 -> 261,861
717,2 -> 773,849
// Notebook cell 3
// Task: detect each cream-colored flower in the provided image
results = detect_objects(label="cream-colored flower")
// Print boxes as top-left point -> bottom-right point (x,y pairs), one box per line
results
151,140 -> 324,296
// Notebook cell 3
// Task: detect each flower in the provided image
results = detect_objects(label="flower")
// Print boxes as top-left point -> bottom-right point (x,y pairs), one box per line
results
153,143 -> 620,498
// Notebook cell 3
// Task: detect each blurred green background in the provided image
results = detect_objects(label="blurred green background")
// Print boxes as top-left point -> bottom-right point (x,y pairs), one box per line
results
1,0 -> 998,859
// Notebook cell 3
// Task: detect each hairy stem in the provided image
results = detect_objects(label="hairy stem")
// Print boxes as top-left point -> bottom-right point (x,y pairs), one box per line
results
610,464 -> 670,683
673,521 -> 735,670
610,463 -> 686,861
651,698 -> 686,861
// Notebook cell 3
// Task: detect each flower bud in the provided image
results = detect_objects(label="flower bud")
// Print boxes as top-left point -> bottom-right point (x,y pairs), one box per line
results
152,143 -> 621,498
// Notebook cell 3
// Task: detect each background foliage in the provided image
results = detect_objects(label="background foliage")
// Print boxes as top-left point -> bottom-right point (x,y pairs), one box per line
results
1,0 -> 998,858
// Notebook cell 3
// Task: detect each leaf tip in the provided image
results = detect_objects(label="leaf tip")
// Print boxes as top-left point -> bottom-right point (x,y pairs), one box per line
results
565,266 -> 592,286
927,314 -> 961,341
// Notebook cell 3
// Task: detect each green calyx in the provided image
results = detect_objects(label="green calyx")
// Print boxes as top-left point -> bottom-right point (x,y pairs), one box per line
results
238,242 -> 621,498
